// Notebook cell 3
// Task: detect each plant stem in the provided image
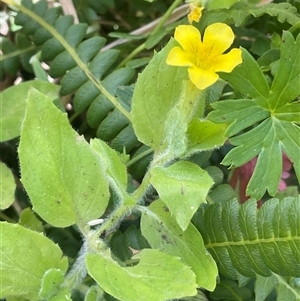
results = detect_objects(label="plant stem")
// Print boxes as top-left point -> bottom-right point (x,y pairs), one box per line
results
117,0 -> 184,68
126,148 -> 154,167
117,43 -> 146,69
0,46 -> 38,61
6,0 -> 132,122
150,0 -> 183,37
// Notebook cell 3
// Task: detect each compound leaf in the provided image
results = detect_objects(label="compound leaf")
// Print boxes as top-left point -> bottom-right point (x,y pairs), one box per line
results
208,39 -> 300,199
192,197 -> 300,279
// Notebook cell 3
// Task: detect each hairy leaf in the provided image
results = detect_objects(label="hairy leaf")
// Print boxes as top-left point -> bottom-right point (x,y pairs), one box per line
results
86,249 -> 197,301
0,162 -> 15,210
141,200 -> 218,291
0,80 -> 60,142
0,222 -> 68,299
131,39 -> 187,149
18,89 -> 110,229
150,161 -> 213,230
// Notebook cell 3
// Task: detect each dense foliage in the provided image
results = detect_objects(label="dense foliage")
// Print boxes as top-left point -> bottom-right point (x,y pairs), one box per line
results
0,0 -> 299,300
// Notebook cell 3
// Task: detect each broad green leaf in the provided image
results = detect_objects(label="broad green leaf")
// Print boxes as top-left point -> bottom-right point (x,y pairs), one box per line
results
131,39 -> 188,149
0,222 -> 68,300
150,161 -> 213,230
86,249 -> 197,301
156,80 -> 205,157
0,80 -> 60,142
18,89 -> 110,229
0,162 -> 15,210
19,208 -> 44,232
141,200 -> 218,291
265,273 -> 300,301
255,274 -> 279,301
206,0 -> 240,10
187,119 -> 228,151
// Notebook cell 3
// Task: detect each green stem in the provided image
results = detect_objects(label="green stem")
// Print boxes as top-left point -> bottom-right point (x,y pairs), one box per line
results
117,43 -> 146,69
7,0 -> 131,122
150,0 -> 183,37
0,45 -> 38,61
117,0 -> 183,68
90,205 -> 134,240
126,148 -> 154,167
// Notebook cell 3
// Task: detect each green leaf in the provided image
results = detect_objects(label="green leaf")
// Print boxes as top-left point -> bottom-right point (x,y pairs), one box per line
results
18,88 -> 110,229
84,286 -> 105,301
187,119 -> 228,151
90,138 -> 127,190
255,274 -> 279,301
150,161 -> 213,231
252,3 -> 300,25
269,31 -> 300,108
131,39 -> 188,149
0,162 -> 15,210
141,200 -> 218,291
219,48 -> 270,108
0,222 -> 68,300
0,80 -> 60,142
209,278 -> 252,300
19,208 -> 44,232
255,273 -> 300,301
39,269 -> 67,300
208,42 -> 300,199
206,0 -> 240,10
86,249 -> 197,301
192,197 -> 300,280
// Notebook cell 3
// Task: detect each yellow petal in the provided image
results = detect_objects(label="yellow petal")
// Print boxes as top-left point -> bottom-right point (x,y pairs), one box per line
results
174,25 -> 202,53
188,66 -> 219,90
212,48 -> 243,72
203,23 -> 235,56
188,6 -> 204,24
166,46 -> 194,67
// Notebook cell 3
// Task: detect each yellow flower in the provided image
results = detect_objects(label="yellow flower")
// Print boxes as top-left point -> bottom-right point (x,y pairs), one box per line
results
188,3 -> 204,24
166,23 -> 242,90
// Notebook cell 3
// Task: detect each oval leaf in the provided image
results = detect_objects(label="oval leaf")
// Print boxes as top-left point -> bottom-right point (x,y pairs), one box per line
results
0,222 -> 68,300
18,88 -> 110,228
141,200 -> 218,291
86,249 -> 197,301
150,161 -> 214,230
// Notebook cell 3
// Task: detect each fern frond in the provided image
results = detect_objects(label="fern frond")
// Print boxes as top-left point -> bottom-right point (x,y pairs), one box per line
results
192,196 -> 300,279
0,34 -> 38,77
2,0 -> 143,153
9,0 -> 132,122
